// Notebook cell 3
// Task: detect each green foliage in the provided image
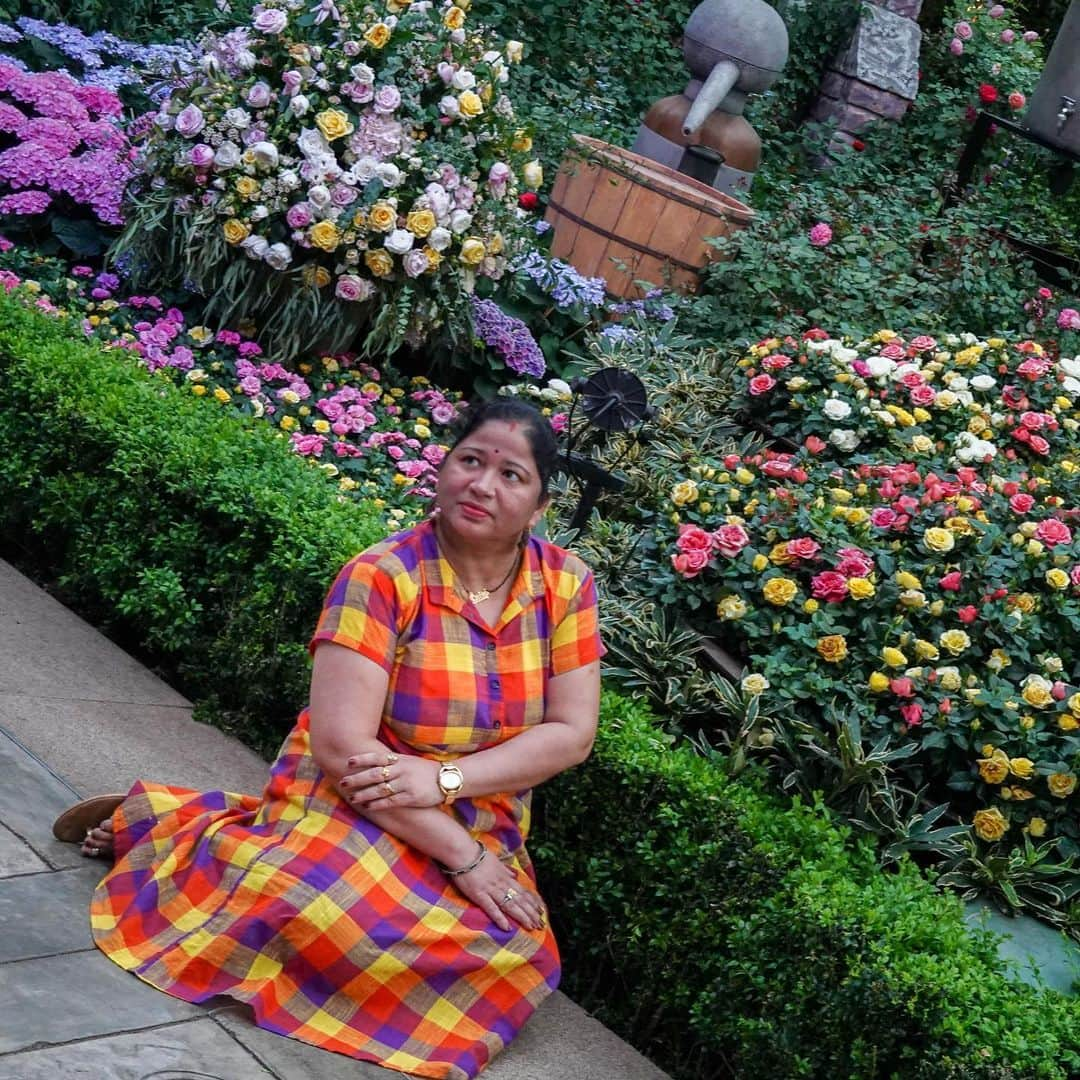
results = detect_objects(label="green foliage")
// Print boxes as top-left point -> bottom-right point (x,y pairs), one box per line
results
0,289 -> 386,754
536,690 -> 1080,1079
11,0 -> 233,44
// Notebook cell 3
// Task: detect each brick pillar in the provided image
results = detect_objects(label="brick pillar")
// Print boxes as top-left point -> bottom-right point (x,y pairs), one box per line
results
808,0 -> 925,153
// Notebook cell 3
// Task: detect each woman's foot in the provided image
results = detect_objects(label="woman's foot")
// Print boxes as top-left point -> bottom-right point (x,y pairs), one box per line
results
82,817 -> 115,858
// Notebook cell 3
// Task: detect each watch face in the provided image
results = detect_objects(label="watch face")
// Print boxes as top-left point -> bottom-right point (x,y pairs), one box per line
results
440,765 -> 463,792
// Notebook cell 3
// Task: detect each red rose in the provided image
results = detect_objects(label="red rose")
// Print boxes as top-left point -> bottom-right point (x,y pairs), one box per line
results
786,537 -> 821,561
900,703 -> 923,727
748,373 -> 777,396
890,677 -> 915,698
805,435 -> 827,454
811,571 -> 849,603
676,524 -> 714,555
958,605 -> 979,623
939,571 -> 963,591
518,192 -> 539,211
671,550 -> 709,578
851,139 -> 865,151
978,83 -> 998,104
1029,434 -> 1051,456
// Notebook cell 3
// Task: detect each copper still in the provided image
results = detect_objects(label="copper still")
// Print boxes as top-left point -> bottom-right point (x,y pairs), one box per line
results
632,0 -> 789,197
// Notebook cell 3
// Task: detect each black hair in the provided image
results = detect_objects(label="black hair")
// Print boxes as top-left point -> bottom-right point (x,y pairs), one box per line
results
449,398 -> 560,498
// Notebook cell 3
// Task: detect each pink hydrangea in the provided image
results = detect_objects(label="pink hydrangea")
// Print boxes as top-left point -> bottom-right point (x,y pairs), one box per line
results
808,222 -> 833,247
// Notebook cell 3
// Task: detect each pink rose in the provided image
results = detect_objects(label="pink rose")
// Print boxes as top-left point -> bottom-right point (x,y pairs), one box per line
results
900,703 -> 923,727
890,677 -> 914,698
1029,434 -> 1051,456
761,354 -> 793,371
870,507 -> 897,529
748,373 -> 777,396
676,524 -> 714,555
835,547 -> 874,578
1019,411 -> 1044,430
880,342 -> 906,360
286,202 -> 312,229
1000,28 -> 1015,43
1057,308 -> 1080,330
1023,30 -> 1039,42
254,8 -> 288,33
939,571 -> 962,591
950,38 -> 965,55
901,371 -> 925,389
1053,681 -> 1067,701
958,605 -> 979,624
909,384 -> 936,406
805,435 -> 827,455
909,335 -> 937,351
1008,91 -> 1026,111
672,549 -> 710,578
786,537 -> 821,561
988,5 -> 1005,17
1071,565 -> 1080,589
808,222 -> 832,247
811,571 -> 849,603
1036,519 -> 1072,547
713,524 -> 751,558
954,20 -> 973,39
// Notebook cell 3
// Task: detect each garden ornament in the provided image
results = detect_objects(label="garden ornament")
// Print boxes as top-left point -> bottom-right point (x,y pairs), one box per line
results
632,0 -> 789,197
1024,0 -> 1080,154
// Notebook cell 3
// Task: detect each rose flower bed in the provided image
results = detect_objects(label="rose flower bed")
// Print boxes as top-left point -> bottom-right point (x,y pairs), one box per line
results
643,327 -> 1080,909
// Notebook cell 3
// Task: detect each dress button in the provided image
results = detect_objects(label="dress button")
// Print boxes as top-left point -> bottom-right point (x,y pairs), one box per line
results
493,720 -> 502,730
486,642 -> 496,651
491,679 -> 500,690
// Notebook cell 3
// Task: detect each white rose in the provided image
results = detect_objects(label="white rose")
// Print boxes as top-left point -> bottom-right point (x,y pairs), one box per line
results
866,356 -> 895,378
307,184 -> 332,209
376,162 -> 402,187
350,62 -> 375,83
1063,376 -> 1080,397
264,242 -> 293,270
439,95 -> 460,119
1059,356 -> 1080,379
249,141 -> 279,170
956,390 -> 974,407
449,210 -> 472,234
349,157 -> 379,184
970,374 -> 996,391
832,345 -> 859,364
425,183 -> 451,220
506,40 -> 524,62
250,204 -> 269,221
806,338 -> 837,354
892,362 -> 920,382
823,397 -> 852,421
213,141 -> 242,169
224,107 -> 251,130
297,128 -> 330,159
829,429 -> 860,452
384,228 -> 414,254
241,234 -> 269,259
428,226 -> 452,251
451,68 -> 476,90
290,94 -> 311,117
877,411 -> 896,427
547,378 -> 572,398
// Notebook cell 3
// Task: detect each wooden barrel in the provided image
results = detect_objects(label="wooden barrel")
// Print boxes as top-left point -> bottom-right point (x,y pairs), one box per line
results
544,134 -> 755,300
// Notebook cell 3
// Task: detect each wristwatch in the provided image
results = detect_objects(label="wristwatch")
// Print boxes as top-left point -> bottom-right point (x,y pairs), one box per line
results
437,762 -> 465,804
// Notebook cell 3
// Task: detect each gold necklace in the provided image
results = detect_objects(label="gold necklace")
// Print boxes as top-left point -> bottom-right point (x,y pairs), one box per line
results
435,522 -> 521,604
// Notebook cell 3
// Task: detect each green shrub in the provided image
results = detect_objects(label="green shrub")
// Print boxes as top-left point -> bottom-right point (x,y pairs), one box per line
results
0,289 -> 386,753
537,691 -> 1080,1079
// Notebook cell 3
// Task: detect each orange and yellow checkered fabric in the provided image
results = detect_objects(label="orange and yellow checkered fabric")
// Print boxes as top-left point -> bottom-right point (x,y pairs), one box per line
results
90,521 -> 604,1079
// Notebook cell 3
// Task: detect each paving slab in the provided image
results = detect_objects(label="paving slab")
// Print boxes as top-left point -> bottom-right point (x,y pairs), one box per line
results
0,863 -> 102,962
967,900 -> 1080,995
0,822 -> 48,877
0,1018 -> 272,1080
0,560 -> 188,708
0,950 -> 203,1053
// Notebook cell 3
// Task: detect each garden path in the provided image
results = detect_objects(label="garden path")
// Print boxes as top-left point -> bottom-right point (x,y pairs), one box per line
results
0,558 -> 668,1080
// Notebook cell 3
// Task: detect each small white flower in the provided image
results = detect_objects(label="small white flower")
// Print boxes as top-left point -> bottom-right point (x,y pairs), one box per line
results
439,95 -> 460,118
250,204 -> 269,221
829,429 -> 860,452
384,228 -> 414,254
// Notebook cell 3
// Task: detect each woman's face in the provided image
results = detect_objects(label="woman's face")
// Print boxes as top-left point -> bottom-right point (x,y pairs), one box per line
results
435,420 -> 547,547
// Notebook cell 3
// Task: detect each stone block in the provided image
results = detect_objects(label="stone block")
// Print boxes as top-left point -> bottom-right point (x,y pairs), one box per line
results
836,5 -> 922,100
847,79 -> 910,120
829,100 -> 882,134
0,863 -> 101,961
819,71 -> 852,99
871,0 -> 923,18
0,822 -> 48,877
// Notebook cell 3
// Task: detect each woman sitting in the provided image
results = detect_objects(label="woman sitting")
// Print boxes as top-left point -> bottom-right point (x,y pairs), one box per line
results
53,398 -> 604,1080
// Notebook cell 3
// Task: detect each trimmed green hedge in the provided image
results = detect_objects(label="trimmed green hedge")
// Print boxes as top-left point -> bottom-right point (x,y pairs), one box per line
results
1,291 -> 1078,1078
539,694 -> 1080,1078
0,291 -> 385,751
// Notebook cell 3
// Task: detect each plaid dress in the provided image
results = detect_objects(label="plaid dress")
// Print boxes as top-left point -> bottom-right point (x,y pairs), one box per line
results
90,520 -> 604,1079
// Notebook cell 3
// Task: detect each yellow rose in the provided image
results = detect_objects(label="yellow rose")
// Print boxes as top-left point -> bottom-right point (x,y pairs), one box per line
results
882,647 -> 908,668
315,109 -> 354,142
422,245 -> 442,270
913,639 -> 939,661
977,749 -> 1009,785
235,176 -> 259,197
523,160 -> 544,188
191,384 -> 207,396
671,479 -> 699,506
752,554 -> 769,573
717,595 -> 747,621
987,648 -> 1011,672
734,467 -> 755,485
459,237 -> 486,265
505,39 -> 524,62
895,571 -> 922,590
802,598 -> 819,614
898,589 -> 926,609
443,5 -> 466,29
1022,677 -> 1054,709
923,527 -> 955,554
1009,787 -> 1034,800
868,672 -> 890,693
1048,772 -> 1077,798
360,249 -> 393,279
1009,757 -> 1035,779
1067,692 -> 1080,717
845,507 -> 869,526
1027,817 -> 1048,837
406,208 -> 436,238
816,635 -> 848,664
912,407 -> 932,423
299,265 -> 331,289
488,232 -> 504,256
1058,714 -> 1079,732
512,130 -> 532,153
939,629 -> 971,656
1026,539 -> 1045,557
769,542 -> 794,566
742,673 -> 769,696
762,577 -> 798,607
364,22 -> 392,48
847,577 -> 875,600
222,219 -> 250,245
1011,592 -> 1037,614
1046,568 -> 1069,590
458,91 -> 484,118
309,220 -> 341,252
972,807 -> 1008,842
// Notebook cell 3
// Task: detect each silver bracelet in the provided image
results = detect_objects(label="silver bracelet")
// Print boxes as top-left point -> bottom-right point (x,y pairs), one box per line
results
441,840 -> 487,877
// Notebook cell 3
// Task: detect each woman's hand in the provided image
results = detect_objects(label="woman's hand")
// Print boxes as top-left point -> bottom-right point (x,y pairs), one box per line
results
338,749 -> 443,812
452,853 -> 546,933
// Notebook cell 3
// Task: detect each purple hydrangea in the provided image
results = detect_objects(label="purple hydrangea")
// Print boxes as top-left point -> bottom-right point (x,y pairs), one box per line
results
471,297 -> 546,378
513,250 -> 606,310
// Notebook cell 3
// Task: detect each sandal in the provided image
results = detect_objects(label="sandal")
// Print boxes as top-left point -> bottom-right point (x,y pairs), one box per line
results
52,794 -> 126,844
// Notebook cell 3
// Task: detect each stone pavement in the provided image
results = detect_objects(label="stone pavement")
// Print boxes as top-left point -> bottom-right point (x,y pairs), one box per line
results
0,558 -> 668,1080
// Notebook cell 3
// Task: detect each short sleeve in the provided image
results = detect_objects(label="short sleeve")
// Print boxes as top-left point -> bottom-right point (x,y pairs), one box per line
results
549,568 -> 606,676
309,556 -> 400,672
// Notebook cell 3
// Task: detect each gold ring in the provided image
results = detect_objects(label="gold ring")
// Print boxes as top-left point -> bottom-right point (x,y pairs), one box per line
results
385,753 -> 398,765
381,765 -> 390,781
502,888 -> 517,905
382,782 -> 394,797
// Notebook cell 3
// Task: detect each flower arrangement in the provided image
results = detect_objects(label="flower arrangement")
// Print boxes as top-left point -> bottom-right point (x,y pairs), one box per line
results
114,0 -> 541,365
650,326 -> 1080,867
0,62 -> 137,254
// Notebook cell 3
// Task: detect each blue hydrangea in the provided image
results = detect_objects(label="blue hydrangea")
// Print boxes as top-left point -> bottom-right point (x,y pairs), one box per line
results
512,250 -> 607,311
471,297 -> 546,378
0,25 -> 23,45
608,288 -> 676,323
600,325 -> 638,344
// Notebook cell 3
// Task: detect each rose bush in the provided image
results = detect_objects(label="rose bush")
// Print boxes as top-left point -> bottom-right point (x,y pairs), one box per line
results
113,0 -> 541,364
645,326 -> 1080,881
